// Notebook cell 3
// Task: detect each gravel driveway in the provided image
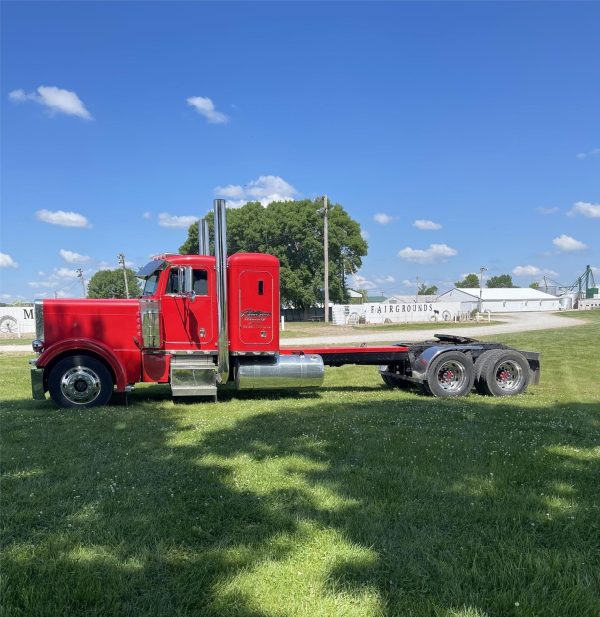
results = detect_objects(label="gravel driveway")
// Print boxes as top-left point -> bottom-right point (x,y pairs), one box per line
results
282,311 -> 586,346
0,311 -> 586,353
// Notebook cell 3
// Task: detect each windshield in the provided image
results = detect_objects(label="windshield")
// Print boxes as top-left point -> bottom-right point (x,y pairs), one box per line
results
142,272 -> 160,296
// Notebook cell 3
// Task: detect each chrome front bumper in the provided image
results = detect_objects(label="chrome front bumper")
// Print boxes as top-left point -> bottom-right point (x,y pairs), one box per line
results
30,365 -> 46,400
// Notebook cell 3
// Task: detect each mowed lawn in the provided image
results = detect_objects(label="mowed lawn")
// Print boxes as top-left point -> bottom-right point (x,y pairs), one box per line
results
1,314 -> 599,617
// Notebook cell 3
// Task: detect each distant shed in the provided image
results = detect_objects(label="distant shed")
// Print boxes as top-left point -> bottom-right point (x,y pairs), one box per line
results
437,288 -> 561,313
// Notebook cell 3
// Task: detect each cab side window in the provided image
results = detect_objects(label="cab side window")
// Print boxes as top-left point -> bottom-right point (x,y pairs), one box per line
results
193,270 -> 208,295
166,268 -> 208,295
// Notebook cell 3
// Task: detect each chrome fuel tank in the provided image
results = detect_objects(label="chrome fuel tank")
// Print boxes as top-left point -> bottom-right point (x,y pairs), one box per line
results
235,354 -> 324,390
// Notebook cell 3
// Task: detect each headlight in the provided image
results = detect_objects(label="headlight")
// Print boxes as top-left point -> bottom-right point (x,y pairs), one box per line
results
32,339 -> 44,353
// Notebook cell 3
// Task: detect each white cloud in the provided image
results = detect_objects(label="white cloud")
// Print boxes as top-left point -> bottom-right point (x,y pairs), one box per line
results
375,275 -> 395,284
373,213 -> 394,225
360,229 -> 370,240
28,267 -> 88,293
28,280 -> 59,289
552,234 -> 587,252
397,243 -> 458,264
568,201 -> 600,219
537,206 -> 559,215
513,265 -> 540,277
36,209 -> 91,228
401,279 -> 414,288
351,273 -> 376,290
592,266 -> 600,275
0,252 -> 18,268
413,219 -> 442,230
187,96 -> 229,124
143,211 -> 151,220
9,86 -> 93,119
59,249 -> 90,263
512,265 -> 559,278
576,148 -> 600,160
214,175 -> 297,208
54,267 -> 79,279
158,213 -> 198,228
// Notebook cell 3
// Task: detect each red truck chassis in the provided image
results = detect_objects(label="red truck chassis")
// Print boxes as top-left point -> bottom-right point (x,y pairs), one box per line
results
30,200 -> 540,407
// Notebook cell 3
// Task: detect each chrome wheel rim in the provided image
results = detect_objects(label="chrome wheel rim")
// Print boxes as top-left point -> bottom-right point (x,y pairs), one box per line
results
436,360 -> 467,392
60,366 -> 101,404
495,361 -> 523,392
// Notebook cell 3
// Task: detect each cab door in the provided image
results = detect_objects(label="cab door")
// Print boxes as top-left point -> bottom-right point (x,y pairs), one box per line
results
161,267 -> 215,349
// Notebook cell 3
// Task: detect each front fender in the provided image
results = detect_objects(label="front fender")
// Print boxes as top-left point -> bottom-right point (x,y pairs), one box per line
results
35,338 -> 129,391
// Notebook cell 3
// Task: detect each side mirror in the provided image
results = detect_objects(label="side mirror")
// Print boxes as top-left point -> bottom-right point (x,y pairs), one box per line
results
182,266 -> 196,301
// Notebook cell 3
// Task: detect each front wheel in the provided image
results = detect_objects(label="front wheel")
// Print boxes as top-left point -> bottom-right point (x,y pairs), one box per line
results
48,354 -> 114,408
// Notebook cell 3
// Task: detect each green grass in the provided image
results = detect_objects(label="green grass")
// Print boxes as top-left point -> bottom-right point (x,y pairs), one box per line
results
1,313 -> 599,616
0,337 -> 33,346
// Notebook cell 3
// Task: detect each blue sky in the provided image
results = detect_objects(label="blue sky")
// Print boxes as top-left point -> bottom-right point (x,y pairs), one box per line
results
1,1 -> 598,301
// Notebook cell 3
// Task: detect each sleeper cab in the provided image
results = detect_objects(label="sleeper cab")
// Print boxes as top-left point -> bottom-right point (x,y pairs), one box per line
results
227,253 -> 280,355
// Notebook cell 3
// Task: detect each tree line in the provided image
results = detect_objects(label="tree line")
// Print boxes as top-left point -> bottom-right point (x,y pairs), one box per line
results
455,273 -> 538,289
84,200 -> 538,303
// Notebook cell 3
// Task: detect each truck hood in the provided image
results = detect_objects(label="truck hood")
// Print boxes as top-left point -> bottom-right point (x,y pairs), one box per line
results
39,298 -> 141,350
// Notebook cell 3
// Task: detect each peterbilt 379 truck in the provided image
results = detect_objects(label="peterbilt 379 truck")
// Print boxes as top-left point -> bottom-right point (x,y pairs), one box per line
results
30,199 -> 540,408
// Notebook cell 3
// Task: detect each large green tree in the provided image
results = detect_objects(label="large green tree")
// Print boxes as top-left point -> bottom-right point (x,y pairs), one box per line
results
180,199 -> 368,309
455,273 -> 479,288
487,274 -> 515,288
418,283 -> 438,295
87,268 -> 141,299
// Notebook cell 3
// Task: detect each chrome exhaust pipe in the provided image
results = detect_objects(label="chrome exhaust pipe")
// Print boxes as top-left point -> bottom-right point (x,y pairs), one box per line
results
214,199 -> 229,384
198,219 -> 210,255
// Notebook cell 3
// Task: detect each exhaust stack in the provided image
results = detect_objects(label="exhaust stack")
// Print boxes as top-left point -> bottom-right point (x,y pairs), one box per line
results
198,219 -> 210,255
214,199 -> 229,384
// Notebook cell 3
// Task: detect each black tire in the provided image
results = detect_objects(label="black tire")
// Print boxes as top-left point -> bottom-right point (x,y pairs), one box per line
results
48,354 -> 114,408
425,351 -> 474,398
382,374 -> 397,387
379,365 -> 412,390
474,349 -> 500,394
478,350 -> 530,397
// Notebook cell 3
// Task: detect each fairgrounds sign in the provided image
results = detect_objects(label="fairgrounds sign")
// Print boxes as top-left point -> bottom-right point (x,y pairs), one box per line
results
331,301 -> 466,325
0,306 -> 35,337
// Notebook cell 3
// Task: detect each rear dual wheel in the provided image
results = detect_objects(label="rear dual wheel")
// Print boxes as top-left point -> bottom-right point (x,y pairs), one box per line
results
424,351 -> 474,398
379,366 -> 412,390
474,349 -> 530,396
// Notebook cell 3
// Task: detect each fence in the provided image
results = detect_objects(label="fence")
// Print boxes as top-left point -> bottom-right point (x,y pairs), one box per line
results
331,301 -> 467,325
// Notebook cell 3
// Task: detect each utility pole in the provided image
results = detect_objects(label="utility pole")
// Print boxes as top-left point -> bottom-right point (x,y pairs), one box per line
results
323,195 -> 330,323
118,253 -> 130,298
76,268 -> 86,298
479,266 -> 487,313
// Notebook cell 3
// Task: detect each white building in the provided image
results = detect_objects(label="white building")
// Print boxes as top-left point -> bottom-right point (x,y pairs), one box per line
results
436,288 -> 561,313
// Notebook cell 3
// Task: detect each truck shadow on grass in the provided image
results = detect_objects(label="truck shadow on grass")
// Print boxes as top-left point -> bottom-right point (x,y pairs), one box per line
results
2,394 -> 599,616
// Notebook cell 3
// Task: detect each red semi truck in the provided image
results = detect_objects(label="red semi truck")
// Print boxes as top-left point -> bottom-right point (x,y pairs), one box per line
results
30,200 -> 540,408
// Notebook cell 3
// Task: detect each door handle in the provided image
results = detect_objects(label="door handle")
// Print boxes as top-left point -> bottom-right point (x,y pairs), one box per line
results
199,328 -> 206,338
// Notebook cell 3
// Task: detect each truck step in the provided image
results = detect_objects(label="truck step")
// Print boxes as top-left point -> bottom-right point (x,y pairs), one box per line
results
170,356 -> 217,398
